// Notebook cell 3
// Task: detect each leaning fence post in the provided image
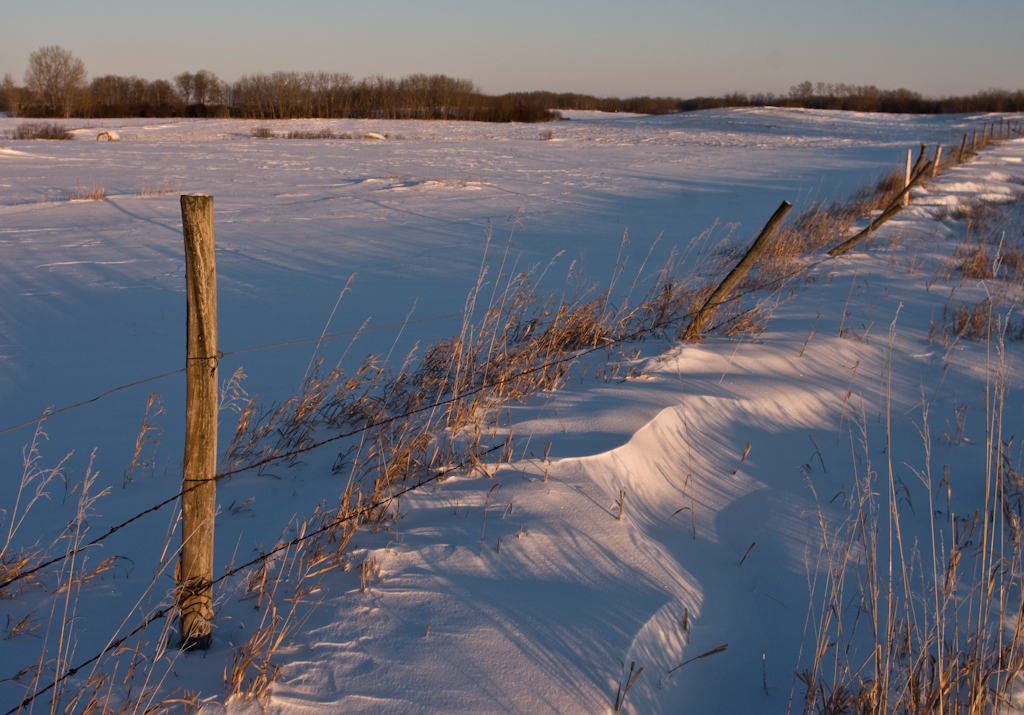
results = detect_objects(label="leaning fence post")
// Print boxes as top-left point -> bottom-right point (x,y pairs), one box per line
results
932,145 -> 942,178
902,149 -> 912,206
828,160 -> 933,258
682,200 -> 792,341
179,194 -> 218,651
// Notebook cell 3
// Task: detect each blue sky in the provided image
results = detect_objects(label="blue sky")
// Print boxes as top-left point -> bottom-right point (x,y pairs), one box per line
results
2,0 -> 1021,98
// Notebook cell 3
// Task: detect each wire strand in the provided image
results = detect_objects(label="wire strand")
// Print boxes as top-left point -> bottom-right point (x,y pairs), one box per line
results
1,444 -> 502,715
0,310 -> 487,437
0,252 -> 830,594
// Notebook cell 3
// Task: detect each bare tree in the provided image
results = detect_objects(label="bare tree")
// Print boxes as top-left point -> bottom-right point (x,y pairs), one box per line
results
192,70 -> 219,105
174,72 -> 194,104
1,73 -> 28,116
24,45 -> 87,117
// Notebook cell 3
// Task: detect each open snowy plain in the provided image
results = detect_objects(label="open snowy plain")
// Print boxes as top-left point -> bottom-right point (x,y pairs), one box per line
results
1,109 -> 1023,714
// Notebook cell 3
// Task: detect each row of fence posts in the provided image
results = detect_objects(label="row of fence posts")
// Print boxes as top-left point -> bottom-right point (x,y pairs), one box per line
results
681,116 -> 1019,342
172,116 -> 1020,649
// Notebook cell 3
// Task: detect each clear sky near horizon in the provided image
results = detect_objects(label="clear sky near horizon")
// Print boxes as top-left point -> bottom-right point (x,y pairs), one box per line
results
2,0 -> 1021,99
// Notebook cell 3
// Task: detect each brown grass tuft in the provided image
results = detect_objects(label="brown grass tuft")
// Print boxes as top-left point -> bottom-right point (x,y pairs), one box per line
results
848,168 -> 905,215
65,180 -> 106,201
140,179 -> 182,197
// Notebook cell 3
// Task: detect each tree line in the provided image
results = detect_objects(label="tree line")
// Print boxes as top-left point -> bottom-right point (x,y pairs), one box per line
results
2,46 -> 1023,123
0,46 -> 559,122
513,82 -> 1024,115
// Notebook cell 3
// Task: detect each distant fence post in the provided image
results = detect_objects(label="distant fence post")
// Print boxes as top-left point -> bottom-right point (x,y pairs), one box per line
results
682,200 -> 792,341
178,194 -> 218,651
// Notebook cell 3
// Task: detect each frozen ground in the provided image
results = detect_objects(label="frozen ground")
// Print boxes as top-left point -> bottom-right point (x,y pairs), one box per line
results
1,109 -> 1023,714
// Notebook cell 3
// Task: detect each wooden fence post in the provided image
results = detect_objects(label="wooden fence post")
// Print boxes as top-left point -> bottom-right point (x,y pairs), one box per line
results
179,194 -> 218,651
681,200 -> 792,341
911,145 -> 928,176
972,129 -> 978,153
828,160 -> 933,258
959,134 -> 968,162
932,145 -> 942,178
903,149 -> 913,206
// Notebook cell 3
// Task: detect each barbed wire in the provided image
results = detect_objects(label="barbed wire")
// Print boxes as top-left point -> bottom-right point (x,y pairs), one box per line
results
0,370 -> 186,437
1,443 -> 501,715
2,605 -> 173,715
0,312 -> 671,593
0,137 -> 993,715
0,153 -> 950,441
0,248 -> 837,595
0,235 -> 940,714
0,309 -> 487,438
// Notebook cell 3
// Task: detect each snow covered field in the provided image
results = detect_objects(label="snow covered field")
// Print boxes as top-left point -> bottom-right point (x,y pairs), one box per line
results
1,109 -> 1023,714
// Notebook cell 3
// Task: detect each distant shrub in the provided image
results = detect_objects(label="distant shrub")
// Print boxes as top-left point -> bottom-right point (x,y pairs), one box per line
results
9,122 -> 73,140
251,126 -> 276,139
485,100 -> 561,123
285,129 -> 351,140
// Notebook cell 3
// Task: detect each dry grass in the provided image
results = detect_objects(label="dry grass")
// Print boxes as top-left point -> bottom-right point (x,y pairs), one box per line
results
850,168 -> 905,215
65,180 -> 106,201
1,424 -> 69,597
751,201 -> 858,290
217,231 -> 710,531
930,300 -> 1024,345
957,240 -> 995,279
798,322 -> 1024,714
141,179 -> 182,197
929,194 -> 1024,344
191,231 -> 719,707
9,141 -> 1012,712
734,159 -> 939,302
122,393 -> 164,487
0,415 -> 212,715
225,510 -> 346,706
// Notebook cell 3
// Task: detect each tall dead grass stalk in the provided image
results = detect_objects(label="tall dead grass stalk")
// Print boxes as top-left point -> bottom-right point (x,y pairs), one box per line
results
797,318 -> 1024,714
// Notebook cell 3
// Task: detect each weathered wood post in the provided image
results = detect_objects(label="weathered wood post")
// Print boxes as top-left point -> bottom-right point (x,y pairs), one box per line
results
179,194 -> 218,651
932,145 -> 942,178
828,161 -> 933,258
910,145 -> 928,177
972,129 -> 978,153
682,200 -> 792,341
902,149 -> 912,206
959,134 -> 968,163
